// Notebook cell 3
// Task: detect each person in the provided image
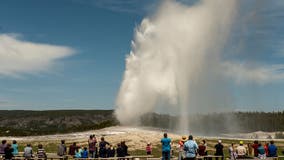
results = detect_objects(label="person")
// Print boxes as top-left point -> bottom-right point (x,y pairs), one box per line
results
251,140 -> 258,157
161,133 -> 171,160
11,140 -> 18,156
81,147 -> 88,158
178,136 -> 187,160
57,140 -> 67,156
88,135 -> 97,158
68,142 -> 77,156
228,143 -> 236,160
4,144 -> 14,160
236,141 -> 246,159
37,144 -> 47,159
116,143 -> 124,158
247,143 -> 252,156
24,144 -> 33,159
74,146 -> 82,158
93,135 -> 98,157
214,140 -> 224,160
268,140 -> 277,157
0,140 -> 7,154
257,143 -> 266,159
99,137 -> 110,158
264,142 -> 269,156
146,142 -> 152,155
183,135 -> 198,160
202,140 -> 208,156
107,145 -> 115,157
198,141 -> 206,156
121,141 -> 129,156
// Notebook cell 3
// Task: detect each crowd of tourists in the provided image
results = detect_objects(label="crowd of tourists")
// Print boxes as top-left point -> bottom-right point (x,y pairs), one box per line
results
0,133 -> 280,160
67,135 -> 130,158
161,133 -> 279,160
0,135 -> 130,160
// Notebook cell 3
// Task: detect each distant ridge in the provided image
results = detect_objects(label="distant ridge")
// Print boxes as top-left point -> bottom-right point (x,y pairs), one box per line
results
0,110 -> 118,136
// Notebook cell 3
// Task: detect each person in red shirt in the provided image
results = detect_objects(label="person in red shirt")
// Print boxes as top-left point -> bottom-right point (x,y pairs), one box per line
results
251,140 -> 259,157
264,143 -> 269,156
146,142 -> 152,155
198,141 -> 206,156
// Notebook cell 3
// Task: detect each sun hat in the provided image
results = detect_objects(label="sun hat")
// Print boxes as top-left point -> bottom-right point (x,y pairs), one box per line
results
181,136 -> 187,142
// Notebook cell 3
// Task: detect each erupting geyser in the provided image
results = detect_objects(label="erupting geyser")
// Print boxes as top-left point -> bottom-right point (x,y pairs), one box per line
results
115,0 -> 238,131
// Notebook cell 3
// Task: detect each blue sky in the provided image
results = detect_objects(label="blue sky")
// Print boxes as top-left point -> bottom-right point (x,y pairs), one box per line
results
0,0 -> 284,111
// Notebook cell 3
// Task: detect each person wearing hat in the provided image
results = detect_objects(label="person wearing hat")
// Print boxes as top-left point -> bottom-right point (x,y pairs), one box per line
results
179,136 -> 187,148
236,141 -> 246,159
146,142 -> 152,155
178,136 -> 187,160
214,140 -> 224,159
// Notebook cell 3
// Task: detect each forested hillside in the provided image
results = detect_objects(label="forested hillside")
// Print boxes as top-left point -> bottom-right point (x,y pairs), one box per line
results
1,110 -> 284,136
0,110 -> 118,136
141,111 -> 284,135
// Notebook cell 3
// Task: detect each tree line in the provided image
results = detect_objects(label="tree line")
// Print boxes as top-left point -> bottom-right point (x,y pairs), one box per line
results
141,111 -> 284,136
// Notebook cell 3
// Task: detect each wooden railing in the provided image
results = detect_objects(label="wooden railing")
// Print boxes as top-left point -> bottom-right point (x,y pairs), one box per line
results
0,154 -> 283,160
0,154 -> 153,160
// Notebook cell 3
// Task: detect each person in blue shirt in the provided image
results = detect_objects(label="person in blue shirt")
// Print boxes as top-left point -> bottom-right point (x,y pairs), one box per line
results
81,147 -> 88,158
257,143 -> 266,159
268,140 -> 277,157
11,140 -> 18,156
183,135 -> 198,160
161,133 -> 171,160
74,146 -> 82,158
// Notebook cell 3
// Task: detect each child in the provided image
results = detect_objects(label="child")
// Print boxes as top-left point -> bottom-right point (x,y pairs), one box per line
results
146,143 -> 152,155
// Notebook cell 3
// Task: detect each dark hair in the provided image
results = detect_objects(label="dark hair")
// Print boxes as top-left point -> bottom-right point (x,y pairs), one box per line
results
101,137 -> 105,141
2,140 -> 6,144
61,140 -> 65,144
90,135 -> 93,139
38,144 -> 43,149
27,144 -> 31,147
73,142 -> 76,146
13,140 -> 17,144
270,140 -> 274,144
164,133 -> 167,138
188,135 -> 193,140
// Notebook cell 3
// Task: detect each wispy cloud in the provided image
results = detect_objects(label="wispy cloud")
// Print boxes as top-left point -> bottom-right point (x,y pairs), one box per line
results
223,62 -> 284,84
0,34 -> 75,77
73,0 -> 158,14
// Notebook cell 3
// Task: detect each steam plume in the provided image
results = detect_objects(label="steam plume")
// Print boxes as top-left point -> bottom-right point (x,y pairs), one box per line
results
115,0 -> 238,130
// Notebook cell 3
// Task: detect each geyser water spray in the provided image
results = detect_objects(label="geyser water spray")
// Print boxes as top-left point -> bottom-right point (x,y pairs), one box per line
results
115,0 -> 238,131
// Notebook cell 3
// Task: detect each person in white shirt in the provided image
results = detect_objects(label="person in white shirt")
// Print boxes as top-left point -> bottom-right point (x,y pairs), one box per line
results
236,141 -> 246,159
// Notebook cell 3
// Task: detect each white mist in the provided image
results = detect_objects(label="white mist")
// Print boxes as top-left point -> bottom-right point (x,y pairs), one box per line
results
115,0 -> 238,132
